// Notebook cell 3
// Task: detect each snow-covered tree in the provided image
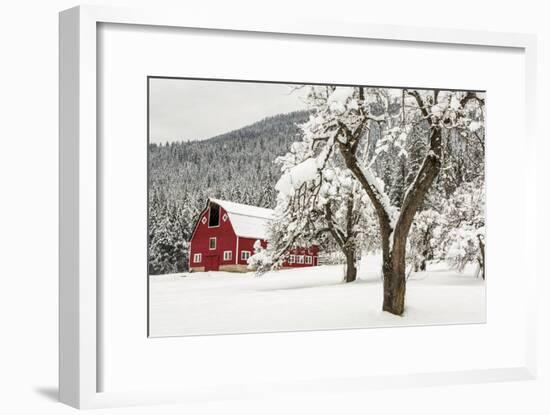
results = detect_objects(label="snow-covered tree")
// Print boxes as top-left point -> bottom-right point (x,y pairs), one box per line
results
283,85 -> 485,314
148,197 -> 188,274
406,209 -> 442,274
247,239 -> 272,271
313,171 -> 377,282
253,143 -> 376,282
434,179 -> 485,279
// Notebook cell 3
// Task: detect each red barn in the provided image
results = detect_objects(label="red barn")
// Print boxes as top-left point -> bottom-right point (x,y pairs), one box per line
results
189,198 -> 319,272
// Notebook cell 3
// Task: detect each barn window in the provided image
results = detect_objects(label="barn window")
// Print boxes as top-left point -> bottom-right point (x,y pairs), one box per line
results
208,204 -> 220,227
297,255 -> 305,264
306,256 -> 312,265
289,255 -> 295,264
241,251 -> 251,261
209,237 -> 216,250
223,250 -> 232,261
193,253 -> 202,263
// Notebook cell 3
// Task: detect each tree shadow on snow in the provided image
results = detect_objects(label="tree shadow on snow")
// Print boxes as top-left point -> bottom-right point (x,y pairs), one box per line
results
254,275 -> 381,292
255,281 -> 344,292
407,272 -> 485,286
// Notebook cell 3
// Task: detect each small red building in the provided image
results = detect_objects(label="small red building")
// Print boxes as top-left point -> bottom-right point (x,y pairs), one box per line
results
189,198 -> 319,272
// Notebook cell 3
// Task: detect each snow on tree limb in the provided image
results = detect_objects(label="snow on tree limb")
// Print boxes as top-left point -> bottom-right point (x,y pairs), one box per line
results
256,83 -> 485,312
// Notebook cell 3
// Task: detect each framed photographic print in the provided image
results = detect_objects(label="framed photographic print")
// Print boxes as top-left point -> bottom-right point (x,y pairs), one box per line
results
147,77 -> 487,338
60,5 -> 538,409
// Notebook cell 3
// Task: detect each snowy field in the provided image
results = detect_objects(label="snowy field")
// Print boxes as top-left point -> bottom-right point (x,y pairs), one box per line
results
149,255 -> 486,337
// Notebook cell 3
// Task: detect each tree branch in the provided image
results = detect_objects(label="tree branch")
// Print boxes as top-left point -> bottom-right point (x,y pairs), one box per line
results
407,90 -> 430,119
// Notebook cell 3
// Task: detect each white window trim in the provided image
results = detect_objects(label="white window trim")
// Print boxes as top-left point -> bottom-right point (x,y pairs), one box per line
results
223,250 -> 232,261
306,255 -> 312,264
193,253 -> 202,263
241,251 -> 251,261
209,237 -> 216,250
297,255 -> 304,264
289,255 -> 295,264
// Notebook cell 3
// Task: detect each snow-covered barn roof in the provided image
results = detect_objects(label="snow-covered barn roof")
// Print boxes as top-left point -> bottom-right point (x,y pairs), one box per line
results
209,198 -> 274,240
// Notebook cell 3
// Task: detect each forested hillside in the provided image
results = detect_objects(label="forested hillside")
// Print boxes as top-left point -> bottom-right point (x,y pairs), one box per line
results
148,110 -> 310,274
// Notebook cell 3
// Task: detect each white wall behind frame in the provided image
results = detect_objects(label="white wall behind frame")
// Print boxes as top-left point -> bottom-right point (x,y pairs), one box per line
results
0,0 -> 548,414
98,23 -> 526,393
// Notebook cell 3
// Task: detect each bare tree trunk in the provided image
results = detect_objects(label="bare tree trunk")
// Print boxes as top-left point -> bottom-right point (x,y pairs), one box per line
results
324,196 -> 359,284
477,235 -> 485,280
419,258 -> 427,271
344,249 -> 357,282
382,269 -> 406,315
419,227 -> 432,271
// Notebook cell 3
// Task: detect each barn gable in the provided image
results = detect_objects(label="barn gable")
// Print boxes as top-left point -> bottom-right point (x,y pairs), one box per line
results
209,198 -> 273,240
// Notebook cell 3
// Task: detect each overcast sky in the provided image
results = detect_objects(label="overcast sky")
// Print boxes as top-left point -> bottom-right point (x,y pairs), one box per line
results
149,78 -> 309,143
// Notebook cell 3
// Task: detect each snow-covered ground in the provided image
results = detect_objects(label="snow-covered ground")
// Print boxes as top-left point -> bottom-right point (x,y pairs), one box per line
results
149,255 -> 486,337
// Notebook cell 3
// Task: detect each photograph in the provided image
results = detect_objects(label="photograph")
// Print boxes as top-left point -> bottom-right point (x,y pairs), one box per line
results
147,77 -> 486,337
1,0 -> 544,412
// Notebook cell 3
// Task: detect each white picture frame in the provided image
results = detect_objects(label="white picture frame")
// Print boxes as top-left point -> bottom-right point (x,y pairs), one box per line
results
59,4 -> 538,409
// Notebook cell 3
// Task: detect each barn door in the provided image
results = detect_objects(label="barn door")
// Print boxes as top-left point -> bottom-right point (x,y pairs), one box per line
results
205,255 -> 220,271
